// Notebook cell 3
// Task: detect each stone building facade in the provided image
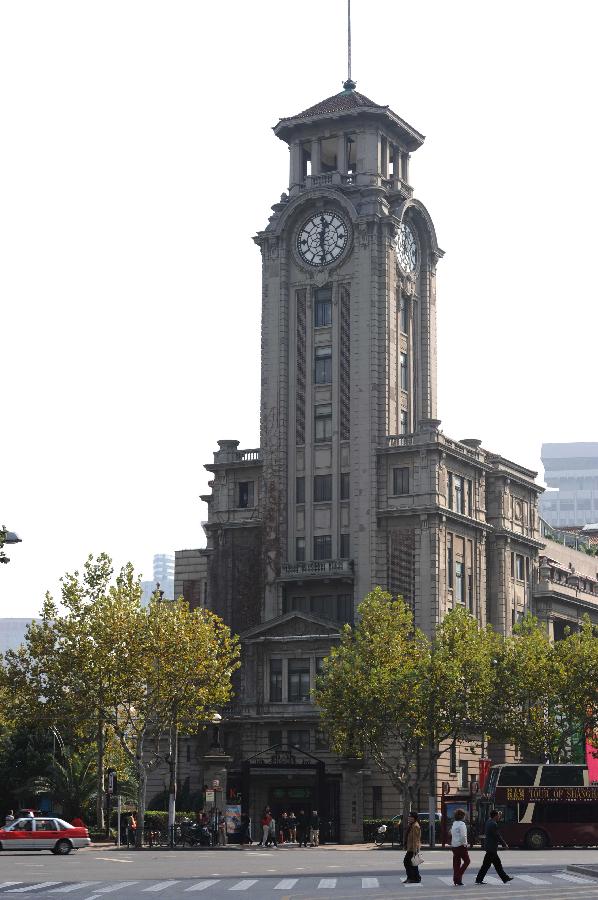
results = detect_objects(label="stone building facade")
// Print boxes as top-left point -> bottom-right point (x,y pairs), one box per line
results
161,82 -> 598,838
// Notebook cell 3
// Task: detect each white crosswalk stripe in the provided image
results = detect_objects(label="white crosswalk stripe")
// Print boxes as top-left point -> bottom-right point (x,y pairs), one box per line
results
93,885 -> 139,894
318,879 -> 337,889
481,876 -> 503,885
514,874 -> 551,885
553,873 -> 594,883
49,886 -> 100,894
7,885 -> 61,893
438,877 -> 457,886
183,883 -> 220,893
0,887 -> 22,892
229,882 -> 258,892
273,880 -> 297,890
142,883 -> 180,893
362,879 -> 380,889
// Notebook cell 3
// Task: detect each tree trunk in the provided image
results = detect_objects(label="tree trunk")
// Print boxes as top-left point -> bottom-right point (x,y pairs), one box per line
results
167,724 -> 178,844
135,735 -> 147,849
96,719 -> 105,831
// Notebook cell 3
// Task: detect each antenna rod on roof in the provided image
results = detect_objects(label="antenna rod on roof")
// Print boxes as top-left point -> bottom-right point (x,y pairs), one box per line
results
347,0 -> 352,82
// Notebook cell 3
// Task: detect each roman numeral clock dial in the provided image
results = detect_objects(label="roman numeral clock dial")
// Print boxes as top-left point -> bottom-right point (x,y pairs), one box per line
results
297,211 -> 349,267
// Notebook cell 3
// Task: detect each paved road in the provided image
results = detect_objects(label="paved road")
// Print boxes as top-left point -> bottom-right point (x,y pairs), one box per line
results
0,847 -> 596,899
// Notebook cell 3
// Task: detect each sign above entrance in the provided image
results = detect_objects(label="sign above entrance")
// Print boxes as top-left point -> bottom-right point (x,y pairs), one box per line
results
252,748 -> 317,769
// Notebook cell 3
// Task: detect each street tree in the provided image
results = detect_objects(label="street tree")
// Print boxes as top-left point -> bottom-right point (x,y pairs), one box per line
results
314,588 -> 497,815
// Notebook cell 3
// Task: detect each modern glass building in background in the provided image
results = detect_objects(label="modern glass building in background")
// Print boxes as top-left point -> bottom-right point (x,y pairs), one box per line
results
540,443 -> 598,528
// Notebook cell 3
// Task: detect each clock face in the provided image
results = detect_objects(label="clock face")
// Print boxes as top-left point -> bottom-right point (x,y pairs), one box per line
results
396,222 -> 418,273
297,211 -> 349,267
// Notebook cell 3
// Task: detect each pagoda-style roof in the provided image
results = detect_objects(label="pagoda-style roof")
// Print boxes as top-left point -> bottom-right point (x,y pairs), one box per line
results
274,81 -> 425,151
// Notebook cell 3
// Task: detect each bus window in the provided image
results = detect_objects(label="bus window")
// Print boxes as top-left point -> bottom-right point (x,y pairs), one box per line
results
494,804 -> 518,824
497,766 -> 537,786
539,766 -> 585,787
570,803 -> 598,823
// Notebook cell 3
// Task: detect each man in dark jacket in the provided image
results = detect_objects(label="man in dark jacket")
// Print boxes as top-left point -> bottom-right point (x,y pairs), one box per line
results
296,810 -> 308,847
475,810 -> 513,884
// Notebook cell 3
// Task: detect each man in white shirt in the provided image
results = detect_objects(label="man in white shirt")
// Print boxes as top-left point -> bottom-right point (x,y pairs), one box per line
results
450,809 -> 470,886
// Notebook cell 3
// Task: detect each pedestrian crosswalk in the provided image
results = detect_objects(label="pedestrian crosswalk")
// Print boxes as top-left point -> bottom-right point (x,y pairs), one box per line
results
0,872 -> 594,895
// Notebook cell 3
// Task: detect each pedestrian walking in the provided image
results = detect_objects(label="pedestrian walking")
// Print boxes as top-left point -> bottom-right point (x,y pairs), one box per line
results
403,811 -> 422,884
267,814 -> 278,848
309,809 -> 320,847
258,809 -> 271,847
475,810 -> 513,885
127,812 -> 137,848
279,811 -> 289,844
218,815 -> 227,846
287,810 -> 297,843
4,810 -> 14,827
450,809 -> 470,886
296,809 -> 308,847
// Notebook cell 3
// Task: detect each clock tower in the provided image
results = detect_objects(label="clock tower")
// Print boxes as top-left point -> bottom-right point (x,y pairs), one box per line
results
256,79 -> 443,618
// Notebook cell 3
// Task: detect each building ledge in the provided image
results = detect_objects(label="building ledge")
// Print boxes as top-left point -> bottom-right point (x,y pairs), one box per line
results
279,559 -> 354,581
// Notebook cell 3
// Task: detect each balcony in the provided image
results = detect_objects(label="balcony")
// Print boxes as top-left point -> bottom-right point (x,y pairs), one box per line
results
280,559 -> 354,581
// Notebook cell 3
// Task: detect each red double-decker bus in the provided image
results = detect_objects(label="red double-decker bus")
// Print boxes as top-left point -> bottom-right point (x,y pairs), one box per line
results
477,764 -> 598,849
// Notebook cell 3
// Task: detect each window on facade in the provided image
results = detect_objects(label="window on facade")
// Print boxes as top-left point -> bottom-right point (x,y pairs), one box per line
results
447,535 -> 454,590
268,729 -> 283,748
186,743 -> 191,762
238,481 -> 254,508
454,476 -> 464,514
337,593 -> 353,622
314,345 -> 332,384
269,659 -> 283,702
455,561 -> 465,603
313,534 -> 332,560
316,656 -> 325,676
510,552 -> 515,578
401,409 -> 409,434
400,299 -> 408,334
315,404 -> 332,442
340,533 -> 350,559
288,729 -> 310,751
515,555 -> 525,581
400,353 -> 408,391
288,660 -> 311,702
183,580 -> 201,608
314,286 -> 332,327
466,480 -> 473,516
296,537 -> 306,562
296,476 -> 305,503
311,595 -> 333,618
448,473 -> 453,510
393,466 -> 409,495
314,474 -> 332,502
315,728 -> 328,751
340,472 -> 350,500
283,595 -> 309,615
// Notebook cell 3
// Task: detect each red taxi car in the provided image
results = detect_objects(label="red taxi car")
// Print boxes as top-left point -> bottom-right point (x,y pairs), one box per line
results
0,817 -> 90,854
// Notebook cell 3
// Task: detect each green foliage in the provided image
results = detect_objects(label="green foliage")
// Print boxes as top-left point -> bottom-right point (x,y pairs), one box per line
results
314,589 -> 497,807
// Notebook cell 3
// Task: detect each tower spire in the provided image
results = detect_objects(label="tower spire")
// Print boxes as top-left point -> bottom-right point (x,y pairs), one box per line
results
343,0 -> 356,91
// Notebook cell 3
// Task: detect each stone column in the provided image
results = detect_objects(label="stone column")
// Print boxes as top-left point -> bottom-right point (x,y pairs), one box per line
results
311,139 -> 321,176
290,141 -> 303,191
339,758 -> 364,843
337,134 -> 347,175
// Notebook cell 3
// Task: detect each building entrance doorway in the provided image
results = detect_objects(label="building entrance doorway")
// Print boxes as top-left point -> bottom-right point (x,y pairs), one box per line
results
268,784 -> 313,819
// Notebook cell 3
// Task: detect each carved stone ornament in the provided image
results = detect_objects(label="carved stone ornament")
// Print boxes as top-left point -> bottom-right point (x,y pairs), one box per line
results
358,224 -> 369,248
399,271 -> 416,296
269,237 -> 279,260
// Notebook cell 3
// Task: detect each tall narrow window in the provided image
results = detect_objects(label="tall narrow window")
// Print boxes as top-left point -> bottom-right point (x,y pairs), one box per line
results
400,353 -> 408,391
288,728 -> 310,749
296,290 -> 306,443
400,297 -> 408,334
516,555 -> 525,581
315,404 -> 332,442
296,476 -> 305,503
313,535 -> 332,560
314,286 -> 332,327
466,480 -> 473,516
314,474 -> 332,502
340,533 -> 350,558
448,473 -> 453,510
454,476 -> 464,514
340,472 -> 350,500
269,659 -> 282,702
372,785 -> 383,819
340,286 -> 351,440
455,561 -> 464,603
314,345 -> 332,384
296,537 -> 305,562
400,409 -> 409,434
337,593 -> 353,622
447,534 -> 454,590
393,467 -> 409,495
288,660 -> 311,703
238,481 -> 254,509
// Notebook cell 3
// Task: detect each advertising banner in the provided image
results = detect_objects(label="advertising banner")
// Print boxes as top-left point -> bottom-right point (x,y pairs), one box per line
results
225,805 -> 242,835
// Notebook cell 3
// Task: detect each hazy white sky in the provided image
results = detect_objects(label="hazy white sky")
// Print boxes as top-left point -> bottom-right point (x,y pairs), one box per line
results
1,0 -> 596,616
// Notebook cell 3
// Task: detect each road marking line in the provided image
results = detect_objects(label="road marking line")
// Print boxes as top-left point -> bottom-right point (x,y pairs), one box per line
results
93,860 -> 131,865
438,877 -> 457,886
553,874 -> 594,883
8,884 -> 62,893
229,882 -> 258,892
318,879 -> 337,889
362,878 -> 379,889
93,884 -> 139,894
49,885 -> 100,894
514,874 -> 551,885
274,881 -> 297,890
482,876 -> 503,885
183,883 -> 220,893
0,886 -> 22,891
141,883 -> 180,893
